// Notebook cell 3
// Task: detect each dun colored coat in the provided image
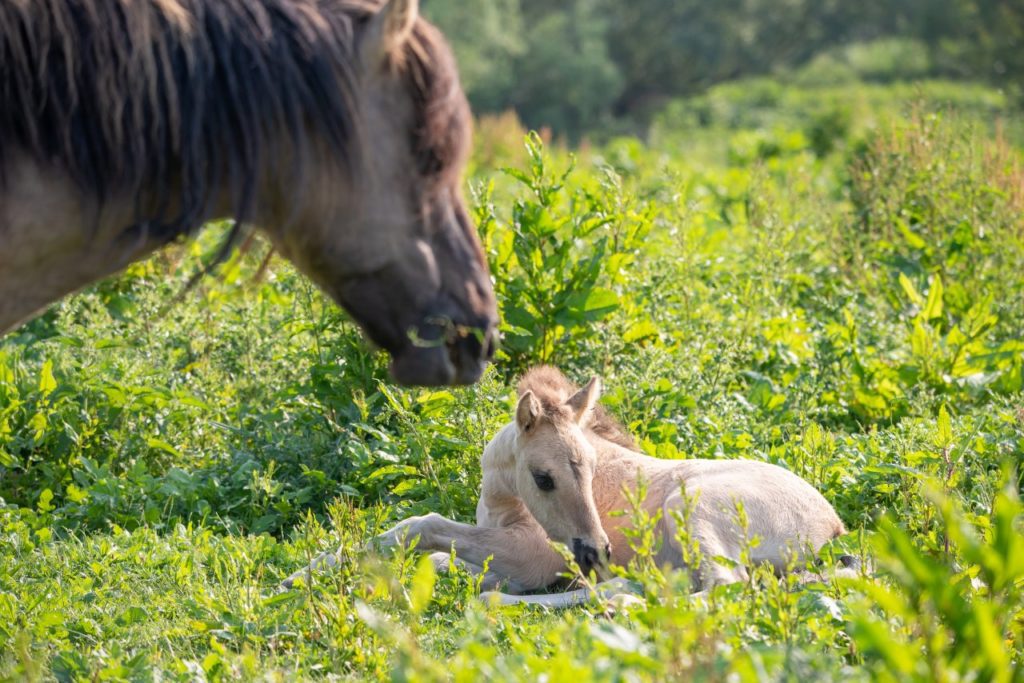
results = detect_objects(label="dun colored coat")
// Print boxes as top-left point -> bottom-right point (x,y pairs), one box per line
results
0,0 -> 496,386
287,367 -> 847,606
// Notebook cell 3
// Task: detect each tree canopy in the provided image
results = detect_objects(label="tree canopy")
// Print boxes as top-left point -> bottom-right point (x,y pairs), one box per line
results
422,0 -> 1022,138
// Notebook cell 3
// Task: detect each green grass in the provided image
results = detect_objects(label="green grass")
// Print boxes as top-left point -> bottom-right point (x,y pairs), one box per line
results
2,78 -> 1023,681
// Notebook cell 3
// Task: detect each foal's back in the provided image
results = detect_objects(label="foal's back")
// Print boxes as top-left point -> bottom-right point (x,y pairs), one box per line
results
667,458 -> 844,535
650,458 -> 844,579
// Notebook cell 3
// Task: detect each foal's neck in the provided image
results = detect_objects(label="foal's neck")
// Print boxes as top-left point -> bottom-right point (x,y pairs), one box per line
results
586,435 -> 667,516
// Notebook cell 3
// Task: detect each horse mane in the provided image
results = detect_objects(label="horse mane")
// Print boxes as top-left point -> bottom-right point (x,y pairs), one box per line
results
0,0 -> 466,243
517,365 -> 640,452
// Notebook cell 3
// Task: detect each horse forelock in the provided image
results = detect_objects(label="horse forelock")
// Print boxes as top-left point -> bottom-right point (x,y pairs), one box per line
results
341,0 -> 469,184
0,0 -> 464,241
516,366 -> 641,452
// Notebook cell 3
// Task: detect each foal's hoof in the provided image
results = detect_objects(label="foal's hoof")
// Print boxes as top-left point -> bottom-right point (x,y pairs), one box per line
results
279,550 -> 340,591
836,554 -> 860,570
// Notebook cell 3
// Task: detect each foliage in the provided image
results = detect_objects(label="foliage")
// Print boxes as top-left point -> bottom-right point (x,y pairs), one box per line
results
850,475 -> 1024,681
426,0 -> 622,137
2,80 -> 1024,680
426,0 -> 1024,138
475,132 -> 651,377
420,0 -> 524,113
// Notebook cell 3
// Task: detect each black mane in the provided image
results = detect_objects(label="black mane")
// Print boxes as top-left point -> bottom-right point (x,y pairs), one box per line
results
0,0 -> 465,244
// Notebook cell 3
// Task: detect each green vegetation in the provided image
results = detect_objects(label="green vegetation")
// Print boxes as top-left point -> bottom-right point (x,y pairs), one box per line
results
2,79 -> 1023,680
424,0 -> 1024,138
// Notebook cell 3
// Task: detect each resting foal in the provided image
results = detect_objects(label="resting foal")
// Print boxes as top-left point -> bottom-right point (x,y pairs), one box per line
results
284,367 -> 847,605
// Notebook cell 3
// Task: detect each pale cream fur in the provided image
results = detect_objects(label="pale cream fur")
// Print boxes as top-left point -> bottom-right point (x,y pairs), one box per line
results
283,372 -> 846,603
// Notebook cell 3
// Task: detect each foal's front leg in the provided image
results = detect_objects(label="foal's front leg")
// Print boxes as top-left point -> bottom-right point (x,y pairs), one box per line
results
424,552 -> 514,592
278,519 -> 490,592
375,512 -> 565,592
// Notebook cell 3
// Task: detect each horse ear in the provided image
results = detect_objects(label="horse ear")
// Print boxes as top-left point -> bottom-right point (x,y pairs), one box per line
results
516,390 -> 542,433
361,0 -> 418,69
566,376 -> 602,424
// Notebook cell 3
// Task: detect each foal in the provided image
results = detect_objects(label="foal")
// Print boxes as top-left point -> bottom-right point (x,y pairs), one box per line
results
285,367 -> 847,603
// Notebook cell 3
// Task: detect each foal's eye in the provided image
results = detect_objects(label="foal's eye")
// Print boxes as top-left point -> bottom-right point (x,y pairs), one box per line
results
532,471 -> 555,492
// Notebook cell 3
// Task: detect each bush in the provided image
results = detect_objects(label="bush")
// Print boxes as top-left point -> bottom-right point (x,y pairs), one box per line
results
476,132 -> 651,377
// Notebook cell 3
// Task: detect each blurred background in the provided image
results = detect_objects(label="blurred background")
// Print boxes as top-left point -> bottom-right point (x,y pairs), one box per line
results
422,0 -> 1022,140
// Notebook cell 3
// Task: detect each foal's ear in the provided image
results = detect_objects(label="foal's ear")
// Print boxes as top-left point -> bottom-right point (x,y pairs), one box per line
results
361,0 -> 418,69
516,390 -> 542,433
566,376 -> 602,424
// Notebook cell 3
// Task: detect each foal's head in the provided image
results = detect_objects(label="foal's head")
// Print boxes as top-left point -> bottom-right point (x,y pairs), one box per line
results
512,377 -> 612,575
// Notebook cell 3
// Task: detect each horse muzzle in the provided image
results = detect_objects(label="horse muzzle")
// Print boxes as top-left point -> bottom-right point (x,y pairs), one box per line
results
389,318 -> 496,386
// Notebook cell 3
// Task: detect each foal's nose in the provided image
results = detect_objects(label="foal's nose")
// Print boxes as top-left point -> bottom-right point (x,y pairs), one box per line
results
572,538 -> 611,574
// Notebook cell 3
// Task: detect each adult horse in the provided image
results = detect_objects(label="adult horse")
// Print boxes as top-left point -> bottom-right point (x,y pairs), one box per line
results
0,0 -> 496,386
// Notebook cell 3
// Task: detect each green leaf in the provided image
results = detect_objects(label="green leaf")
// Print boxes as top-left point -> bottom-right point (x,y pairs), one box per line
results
852,616 -> 915,675
934,404 -> 953,448
27,412 -> 46,443
623,320 -> 659,343
392,480 -> 418,496
261,590 -> 301,608
102,385 -> 128,407
38,360 -> 57,396
65,483 -> 89,504
364,465 -> 418,481
377,382 -> 409,415
147,438 -> 182,458
116,606 -> 149,626
416,390 -> 455,417
898,273 -> 924,307
568,288 -> 620,322
910,319 -> 934,358
409,554 -> 436,616
37,488 -> 54,513
895,217 -> 927,250
923,275 -> 944,321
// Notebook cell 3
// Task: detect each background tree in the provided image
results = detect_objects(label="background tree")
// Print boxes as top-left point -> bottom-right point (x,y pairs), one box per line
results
421,0 -> 525,112
424,0 -> 1023,138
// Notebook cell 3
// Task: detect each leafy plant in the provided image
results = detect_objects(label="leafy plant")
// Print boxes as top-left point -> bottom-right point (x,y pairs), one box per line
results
476,132 -> 651,377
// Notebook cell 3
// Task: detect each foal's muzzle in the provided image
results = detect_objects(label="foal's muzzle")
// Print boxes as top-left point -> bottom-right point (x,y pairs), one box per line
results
572,538 -> 612,575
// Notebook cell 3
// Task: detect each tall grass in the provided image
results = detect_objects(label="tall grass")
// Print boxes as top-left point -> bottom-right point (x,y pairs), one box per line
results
1,79 -> 1022,680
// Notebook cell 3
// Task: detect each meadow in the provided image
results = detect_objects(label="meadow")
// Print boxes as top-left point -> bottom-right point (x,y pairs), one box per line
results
1,73 -> 1023,680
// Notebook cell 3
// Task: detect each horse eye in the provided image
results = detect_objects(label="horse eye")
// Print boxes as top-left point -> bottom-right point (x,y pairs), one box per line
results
532,471 -> 555,492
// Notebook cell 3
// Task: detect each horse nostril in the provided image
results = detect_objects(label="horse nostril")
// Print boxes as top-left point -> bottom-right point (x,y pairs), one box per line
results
572,538 -> 587,569
572,538 -> 603,572
483,327 -> 497,360
603,543 -> 612,560
448,330 -> 488,385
